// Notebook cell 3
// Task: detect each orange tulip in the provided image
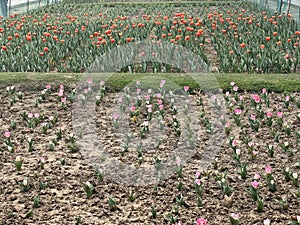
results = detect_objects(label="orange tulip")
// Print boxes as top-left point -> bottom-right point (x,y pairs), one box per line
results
105,30 -> 111,35
26,35 -> 31,41
196,29 -> 203,37
175,35 -> 181,40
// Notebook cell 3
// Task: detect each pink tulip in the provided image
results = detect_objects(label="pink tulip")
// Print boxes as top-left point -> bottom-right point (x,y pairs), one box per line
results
232,140 -> 237,147
250,114 -> 256,120
266,111 -> 272,118
265,166 -> 272,174
263,218 -> 271,225
183,86 -> 189,92
130,106 -> 136,112
262,88 -> 267,94
176,158 -> 182,166
195,171 -> 201,178
113,114 -> 120,119
252,94 -> 261,103
230,213 -> 239,220
45,84 -> 51,90
173,222 -> 182,225
100,80 -> 105,86
58,90 -> 64,96
233,86 -> 238,92
4,131 -> 11,138
277,112 -> 283,118
234,109 -> 242,115
159,104 -> 164,110
195,179 -> 201,186
251,181 -> 259,189
230,82 -> 235,86
285,96 -> 290,101
196,218 -> 207,225
40,157 -> 46,163
87,78 -> 92,84
254,173 -> 261,180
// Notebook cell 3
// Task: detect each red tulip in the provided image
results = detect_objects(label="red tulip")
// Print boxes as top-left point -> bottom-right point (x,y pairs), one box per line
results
240,42 -> 246,48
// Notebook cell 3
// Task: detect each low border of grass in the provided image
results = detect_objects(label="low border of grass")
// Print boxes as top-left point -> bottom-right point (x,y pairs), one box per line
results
0,73 -> 299,93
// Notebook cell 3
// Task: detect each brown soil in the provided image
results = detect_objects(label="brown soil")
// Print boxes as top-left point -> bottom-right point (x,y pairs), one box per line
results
0,83 -> 299,225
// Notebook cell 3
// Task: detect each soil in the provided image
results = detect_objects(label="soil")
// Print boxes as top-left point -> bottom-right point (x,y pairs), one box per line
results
0,82 -> 299,225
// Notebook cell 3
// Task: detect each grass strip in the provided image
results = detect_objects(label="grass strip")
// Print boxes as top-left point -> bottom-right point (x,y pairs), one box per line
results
0,72 -> 299,93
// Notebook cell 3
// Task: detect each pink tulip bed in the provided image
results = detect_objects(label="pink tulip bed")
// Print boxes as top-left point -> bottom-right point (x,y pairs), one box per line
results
0,79 -> 299,224
0,1 -> 300,225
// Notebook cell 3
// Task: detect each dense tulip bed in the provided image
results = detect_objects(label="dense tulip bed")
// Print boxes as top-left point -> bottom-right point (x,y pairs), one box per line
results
0,2 -> 299,73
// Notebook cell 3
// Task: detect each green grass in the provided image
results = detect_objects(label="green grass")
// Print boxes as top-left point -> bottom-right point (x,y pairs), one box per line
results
0,73 -> 299,93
